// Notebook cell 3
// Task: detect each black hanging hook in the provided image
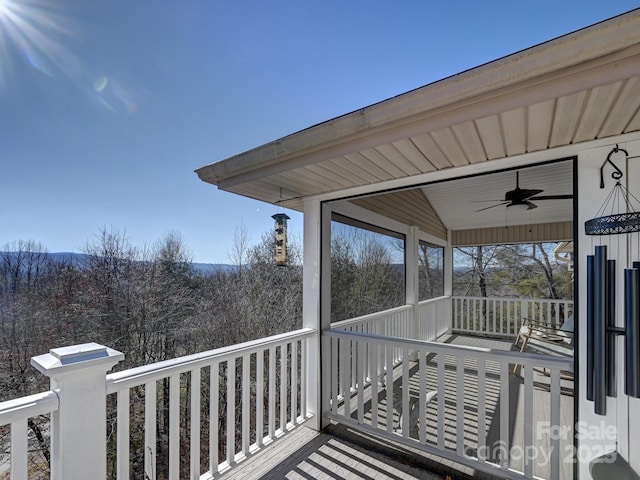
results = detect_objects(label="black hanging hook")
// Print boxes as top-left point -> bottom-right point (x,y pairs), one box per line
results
600,144 -> 629,188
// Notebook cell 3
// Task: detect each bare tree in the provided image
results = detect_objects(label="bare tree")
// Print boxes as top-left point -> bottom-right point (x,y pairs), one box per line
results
454,245 -> 502,297
418,242 -> 444,300
228,220 -> 250,271
330,225 -> 404,322
0,240 -> 56,475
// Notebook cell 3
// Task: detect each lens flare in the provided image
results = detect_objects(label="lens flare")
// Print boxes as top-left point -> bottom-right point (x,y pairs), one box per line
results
93,75 -> 108,92
0,0 -> 77,88
0,0 -> 140,114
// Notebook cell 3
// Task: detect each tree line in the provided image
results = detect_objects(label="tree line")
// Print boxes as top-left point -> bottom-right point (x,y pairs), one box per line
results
0,230 -> 303,396
453,243 -> 571,299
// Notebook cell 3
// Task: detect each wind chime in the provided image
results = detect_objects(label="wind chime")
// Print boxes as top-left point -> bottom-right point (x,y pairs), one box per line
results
585,145 -> 640,416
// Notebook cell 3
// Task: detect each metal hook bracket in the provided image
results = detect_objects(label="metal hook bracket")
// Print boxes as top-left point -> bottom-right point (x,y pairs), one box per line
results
600,144 -> 629,188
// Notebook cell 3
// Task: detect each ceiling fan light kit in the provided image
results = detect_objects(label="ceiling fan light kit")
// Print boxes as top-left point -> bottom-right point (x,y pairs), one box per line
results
506,202 -> 532,212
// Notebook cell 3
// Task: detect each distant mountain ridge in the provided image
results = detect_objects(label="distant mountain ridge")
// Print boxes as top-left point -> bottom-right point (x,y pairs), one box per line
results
0,251 -> 236,275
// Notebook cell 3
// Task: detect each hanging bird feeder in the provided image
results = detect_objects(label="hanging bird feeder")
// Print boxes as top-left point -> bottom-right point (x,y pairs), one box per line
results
272,213 -> 290,266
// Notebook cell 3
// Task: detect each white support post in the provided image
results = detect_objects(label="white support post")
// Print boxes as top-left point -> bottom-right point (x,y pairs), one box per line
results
31,343 -> 124,480
443,230 -> 453,297
303,198 -> 331,430
406,227 -> 420,349
444,230 -> 454,332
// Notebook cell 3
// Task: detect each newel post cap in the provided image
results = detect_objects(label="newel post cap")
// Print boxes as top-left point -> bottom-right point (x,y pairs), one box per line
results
31,342 -> 124,378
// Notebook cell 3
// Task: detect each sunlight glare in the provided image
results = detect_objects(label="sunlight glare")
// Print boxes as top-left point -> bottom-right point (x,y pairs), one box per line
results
0,0 -> 140,114
0,0 -> 78,89
0,0 -> 10,17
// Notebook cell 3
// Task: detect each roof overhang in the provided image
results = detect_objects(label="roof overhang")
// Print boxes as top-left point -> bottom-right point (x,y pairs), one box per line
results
196,10 -> 640,239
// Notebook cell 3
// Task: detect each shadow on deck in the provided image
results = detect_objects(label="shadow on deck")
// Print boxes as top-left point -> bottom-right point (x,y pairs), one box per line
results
219,423 -> 448,480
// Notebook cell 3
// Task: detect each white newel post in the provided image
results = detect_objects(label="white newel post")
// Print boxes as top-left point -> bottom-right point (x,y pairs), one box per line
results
31,343 -> 124,480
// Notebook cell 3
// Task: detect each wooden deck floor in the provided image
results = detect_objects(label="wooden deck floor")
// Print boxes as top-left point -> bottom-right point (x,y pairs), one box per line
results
219,335 -> 574,480
219,424 -> 446,480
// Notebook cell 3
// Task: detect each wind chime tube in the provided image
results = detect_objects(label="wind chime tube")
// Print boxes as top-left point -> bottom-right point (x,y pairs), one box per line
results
587,255 -> 595,402
607,259 -> 616,397
626,268 -> 640,398
594,245 -> 607,415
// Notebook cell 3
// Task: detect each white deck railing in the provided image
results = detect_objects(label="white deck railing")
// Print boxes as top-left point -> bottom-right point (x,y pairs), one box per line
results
0,328 -> 315,480
332,304 -> 414,337
452,296 -> 573,338
0,391 -> 59,479
418,296 -> 451,341
106,327 -> 314,479
324,329 -> 573,480
330,298 -> 451,389
331,296 -> 571,343
332,297 -> 450,342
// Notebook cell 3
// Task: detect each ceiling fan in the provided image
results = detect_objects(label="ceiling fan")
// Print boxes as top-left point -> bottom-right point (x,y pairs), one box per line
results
475,171 -> 573,212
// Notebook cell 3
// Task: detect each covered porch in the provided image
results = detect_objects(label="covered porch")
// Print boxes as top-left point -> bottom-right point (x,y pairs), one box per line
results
273,122 -> 577,480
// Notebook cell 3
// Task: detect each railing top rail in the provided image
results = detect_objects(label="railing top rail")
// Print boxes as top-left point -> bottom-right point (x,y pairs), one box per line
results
418,295 -> 450,306
106,327 -> 315,394
451,295 -> 573,302
0,390 -> 59,427
331,304 -> 413,329
324,329 -> 573,370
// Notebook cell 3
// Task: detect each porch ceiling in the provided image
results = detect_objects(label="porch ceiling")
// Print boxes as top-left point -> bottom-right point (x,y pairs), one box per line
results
196,10 -> 640,233
422,160 -> 573,232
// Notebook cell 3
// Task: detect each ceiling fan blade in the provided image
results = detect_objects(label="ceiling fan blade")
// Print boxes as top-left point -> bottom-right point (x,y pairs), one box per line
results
476,202 -> 510,212
474,170 -> 568,211
528,194 -> 573,200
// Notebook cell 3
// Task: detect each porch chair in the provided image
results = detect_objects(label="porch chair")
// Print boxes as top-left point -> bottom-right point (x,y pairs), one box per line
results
514,315 -> 573,355
513,315 -> 574,381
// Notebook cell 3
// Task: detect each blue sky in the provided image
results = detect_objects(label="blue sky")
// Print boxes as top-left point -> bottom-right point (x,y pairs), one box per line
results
1,1 -> 637,263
